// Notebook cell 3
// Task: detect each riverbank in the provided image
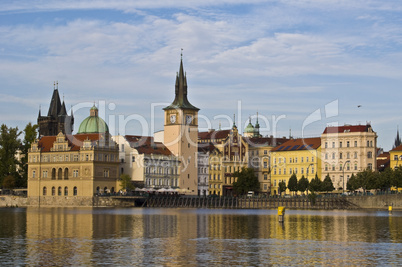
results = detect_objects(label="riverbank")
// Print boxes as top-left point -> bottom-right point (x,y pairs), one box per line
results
1,194 -> 401,210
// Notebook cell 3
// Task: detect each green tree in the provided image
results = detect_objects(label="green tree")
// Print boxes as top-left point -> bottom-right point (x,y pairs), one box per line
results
308,173 -> 322,192
392,167 -> 402,188
356,169 -> 376,193
297,175 -> 309,195
347,173 -> 359,191
378,168 -> 392,191
322,174 -> 335,193
0,124 -> 21,188
2,175 -> 16,189
278,181 -> 287,196
233,168 -> 260,195
120,174 -> 135,191
287,173 -> 298,195
18,123 -> 38,188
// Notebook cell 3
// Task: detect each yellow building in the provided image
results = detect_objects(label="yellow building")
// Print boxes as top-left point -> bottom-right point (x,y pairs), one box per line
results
270,137 -> 321,195
390,145 -> 402,169
27,105 -> 120,206
163,56 -> 199,195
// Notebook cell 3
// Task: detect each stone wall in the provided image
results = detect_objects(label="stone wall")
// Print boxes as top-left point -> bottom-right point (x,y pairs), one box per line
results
0,195 -> 28,207
347,194 -> 402,210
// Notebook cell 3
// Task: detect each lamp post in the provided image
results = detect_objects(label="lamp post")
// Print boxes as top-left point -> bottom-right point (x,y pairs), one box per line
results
342,160 -> 351,194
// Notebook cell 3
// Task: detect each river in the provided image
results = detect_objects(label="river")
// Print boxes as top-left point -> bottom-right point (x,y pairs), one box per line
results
0,207 -> 401,266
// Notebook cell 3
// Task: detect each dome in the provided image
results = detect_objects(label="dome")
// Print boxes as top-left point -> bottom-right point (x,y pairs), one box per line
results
244,119 -> 255,133
77,105 -> 109,134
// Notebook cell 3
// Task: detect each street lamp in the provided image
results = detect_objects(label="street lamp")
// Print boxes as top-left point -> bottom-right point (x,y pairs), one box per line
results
342,160 -> 351,194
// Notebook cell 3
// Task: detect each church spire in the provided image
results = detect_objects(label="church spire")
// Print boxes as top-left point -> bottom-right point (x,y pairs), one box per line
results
164,50 -> 199,111
393,126 -> 401,149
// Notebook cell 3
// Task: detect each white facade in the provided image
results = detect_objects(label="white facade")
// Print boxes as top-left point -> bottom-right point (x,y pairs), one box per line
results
197,151 -> 209,196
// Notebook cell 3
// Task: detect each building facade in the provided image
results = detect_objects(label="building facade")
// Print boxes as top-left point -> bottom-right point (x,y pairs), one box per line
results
270,137 -> 321,195
28,106 -> 119,206
321,124 -> 377,191
113,135 -> 179,189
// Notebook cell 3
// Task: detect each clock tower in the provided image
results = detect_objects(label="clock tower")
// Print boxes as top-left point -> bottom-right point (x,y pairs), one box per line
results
163,54 -> 199,194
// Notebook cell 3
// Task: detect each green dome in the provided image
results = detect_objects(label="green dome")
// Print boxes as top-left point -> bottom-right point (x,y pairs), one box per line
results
244,121 -> 255,133
77,105 -> 109,134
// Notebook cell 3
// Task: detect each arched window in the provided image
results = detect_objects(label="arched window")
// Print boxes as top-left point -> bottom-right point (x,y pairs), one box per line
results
64,187 -> 68,196
64,168 -> 69,180
52,168 -> 56,180
52,186 -> 55,196
58,168 -> 62,180
43,187 -> 47,196
73,187 -> 78,196
58,186 -> 62,196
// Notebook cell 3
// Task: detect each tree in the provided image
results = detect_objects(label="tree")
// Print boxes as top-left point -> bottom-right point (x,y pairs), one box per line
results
321,174 -> 335,193
278,181 -> 287,196
2,175 -> 16,189
347,173 -> 359,191
233,168 -> 260,195
0,124 -> 21,188
356,169 -> 376,193
287,173 -> 298,195
308,173 -> 322,192
18,123 -> 38,188
120,174 -> 135,191
378,168 -> 392,191
297,175 -> 309,195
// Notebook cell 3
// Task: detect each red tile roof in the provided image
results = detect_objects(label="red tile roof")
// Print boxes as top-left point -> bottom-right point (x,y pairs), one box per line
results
391,144 -> 402,152
198,129 -> 231,141
323,124 -> 372,134
244,137 -> 289,147
37,133 -> 107,152
271,137 -> 321,152
124,135 -> 173,156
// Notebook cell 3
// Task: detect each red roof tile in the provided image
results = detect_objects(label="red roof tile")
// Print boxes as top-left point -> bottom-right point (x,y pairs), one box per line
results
124,135 -> 173,156
323,124 -> 372,134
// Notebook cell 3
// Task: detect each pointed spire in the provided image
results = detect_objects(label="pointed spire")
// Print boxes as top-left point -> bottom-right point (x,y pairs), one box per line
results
393,126 -> 401,149
48,82 -> 62,117
233,114 -> 237,128
60,101 -> 67,116
38,105 -> 41,117
163,51 -> 199,111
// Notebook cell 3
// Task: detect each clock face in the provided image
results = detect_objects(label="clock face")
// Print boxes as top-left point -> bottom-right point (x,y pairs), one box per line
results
170,114 -> 176,123
186,115 -> 192,124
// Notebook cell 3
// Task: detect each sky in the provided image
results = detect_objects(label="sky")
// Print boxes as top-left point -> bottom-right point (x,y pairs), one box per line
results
1,0 -> 402,151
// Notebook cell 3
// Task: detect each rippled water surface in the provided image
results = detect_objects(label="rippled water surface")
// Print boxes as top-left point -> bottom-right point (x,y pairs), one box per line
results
0,207 -> 401,266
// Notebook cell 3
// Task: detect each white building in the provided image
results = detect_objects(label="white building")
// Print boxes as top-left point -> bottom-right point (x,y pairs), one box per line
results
112,135 -> 179,189
197,149 -> 209,196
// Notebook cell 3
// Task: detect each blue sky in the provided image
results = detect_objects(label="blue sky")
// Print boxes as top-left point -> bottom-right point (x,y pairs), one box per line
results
1,0 -> 402,150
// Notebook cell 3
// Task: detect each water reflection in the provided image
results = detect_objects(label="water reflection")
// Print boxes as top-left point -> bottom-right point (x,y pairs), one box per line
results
0,208 -> 401,265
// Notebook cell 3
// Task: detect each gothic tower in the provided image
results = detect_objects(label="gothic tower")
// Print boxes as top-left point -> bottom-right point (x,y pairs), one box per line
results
38,82 -> 74,137
163,54 -> 199,194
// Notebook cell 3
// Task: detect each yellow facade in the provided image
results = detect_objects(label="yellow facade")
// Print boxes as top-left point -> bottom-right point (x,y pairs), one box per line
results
27,132 -> 120,204
270,138 -> 321,195
389,148 -> 402,169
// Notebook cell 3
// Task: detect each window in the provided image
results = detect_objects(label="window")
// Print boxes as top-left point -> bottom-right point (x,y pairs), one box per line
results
52,187 -> 55,196
274,180 -> 277,186
289,168 -> 292,174
295,168 -> 298,174
73,170 -> 79,177
73,187 -> 78,196
368,163 -> 372,170
32,170 -> 36,178
354,152 -> 358,159
332,142 -> 335,148
301,168 -> 304,174
264,184 -> 267,190
264,150 -> 267,155
263,162 -> 268,168
58,186 -> 62,196
332,165 -> 335,171
340,142 -> 342,148
339,164 -> 342,171
332,153 -> 335,159
284,168 -> 286,175
325,153 -> 328,160
347,164 -> 350,171
347,152 -> 350,159
325,165 -> 328,171
311,167 -> 314,174
279,169 -> 281,175
312,157 -> 314,162
354,164 -> 358,171
354,141 -> 357,147
43,187 -> 47,196
64,187 -> 68,196
306,157 -> 309,162
264,174 -> 267,180
367,151 -> 372,159
301,157 -> 304,163
43,171 -> 48,178
325,142 -> 328,148
395,155 -> 399,160
339,153 -> 343,159
52,168 -> 56,179
367,141 -> 370,147
274,169 -> 277,175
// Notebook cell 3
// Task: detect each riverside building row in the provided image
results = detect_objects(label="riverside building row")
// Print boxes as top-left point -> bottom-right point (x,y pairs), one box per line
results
27,57 -> 380,205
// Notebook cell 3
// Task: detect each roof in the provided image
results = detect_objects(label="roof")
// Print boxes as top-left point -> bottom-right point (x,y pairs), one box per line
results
323,124 -> 373,134
163,58 -> 199,111
36,133 -> 109,152
198,129 -> 231,141
390,144 -> 402,152
271,137 -> 321,152
245,136 -> 289,147
124,135 -> 173,156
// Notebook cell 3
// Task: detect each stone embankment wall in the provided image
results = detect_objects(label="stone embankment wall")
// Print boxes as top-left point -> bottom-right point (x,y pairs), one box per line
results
347,194 -> 402,210
0,195 -> 28,207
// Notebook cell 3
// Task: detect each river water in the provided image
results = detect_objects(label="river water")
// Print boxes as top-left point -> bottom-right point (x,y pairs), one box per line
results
0,207 -> 401,266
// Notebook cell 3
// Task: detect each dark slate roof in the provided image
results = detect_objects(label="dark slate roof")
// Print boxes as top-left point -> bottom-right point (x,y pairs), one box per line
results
271,137 -> 321,152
